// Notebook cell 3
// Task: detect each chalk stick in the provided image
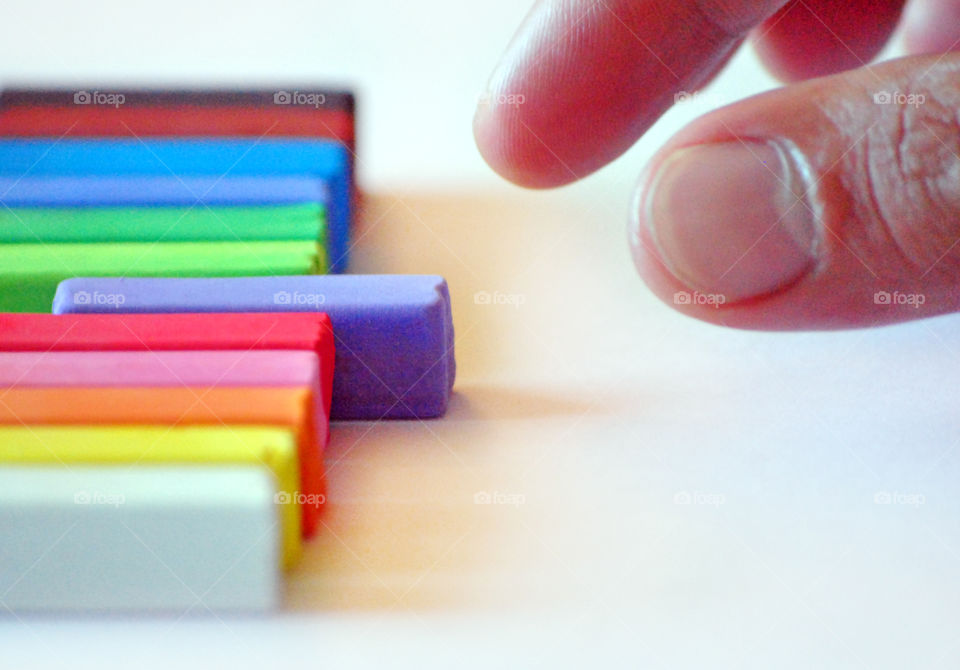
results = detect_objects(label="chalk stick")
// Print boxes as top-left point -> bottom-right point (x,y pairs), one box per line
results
0,105 -> 354,143
0,139 -> 352,273
0,465 -> 280,613
0,349 -> 319,389
0,240 -> 324,313
0,139 -> 346,175
0,87 -> 355,113
0,426 -> 301,568
0,88 -> 355,144
54,275 -> 456,419
0,105 -> 356,142
0,387 -> 326,538
0,204 -> 325,244
0,176 -> 326,207
0,312 -> 335,429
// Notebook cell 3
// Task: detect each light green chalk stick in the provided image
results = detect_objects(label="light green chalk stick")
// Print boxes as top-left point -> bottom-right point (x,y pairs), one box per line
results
0,240 -> 326,312
0,203 -> 325,243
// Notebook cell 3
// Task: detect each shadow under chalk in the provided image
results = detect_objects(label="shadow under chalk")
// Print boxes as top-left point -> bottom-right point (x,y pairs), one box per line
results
286,381 -> 618,613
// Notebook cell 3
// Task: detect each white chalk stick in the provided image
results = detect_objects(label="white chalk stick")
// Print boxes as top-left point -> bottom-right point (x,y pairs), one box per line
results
0,465 -> 280,613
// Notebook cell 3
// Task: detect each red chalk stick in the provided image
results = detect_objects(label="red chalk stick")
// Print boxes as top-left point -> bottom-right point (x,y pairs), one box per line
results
0,106 -> 355,144
0,87 -> 355,143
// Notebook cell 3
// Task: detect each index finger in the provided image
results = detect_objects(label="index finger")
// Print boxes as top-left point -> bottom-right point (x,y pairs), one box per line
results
473,0 -> 792,188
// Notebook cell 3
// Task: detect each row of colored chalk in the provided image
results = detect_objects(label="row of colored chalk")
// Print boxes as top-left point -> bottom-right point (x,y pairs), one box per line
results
0,275 -> 454,613
0,87 -> 356,312
0,89 -> 455,614
0,310 -> 335,611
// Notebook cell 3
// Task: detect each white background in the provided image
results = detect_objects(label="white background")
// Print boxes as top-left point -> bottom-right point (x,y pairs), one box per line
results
2,2 -> 959,668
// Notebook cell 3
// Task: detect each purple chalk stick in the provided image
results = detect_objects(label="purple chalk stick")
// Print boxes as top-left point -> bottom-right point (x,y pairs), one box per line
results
0,176 -> 326,207
53,275 -> 455,420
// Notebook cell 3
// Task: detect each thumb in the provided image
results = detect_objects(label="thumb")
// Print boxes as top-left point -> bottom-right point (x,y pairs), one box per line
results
631,54 -> 960,330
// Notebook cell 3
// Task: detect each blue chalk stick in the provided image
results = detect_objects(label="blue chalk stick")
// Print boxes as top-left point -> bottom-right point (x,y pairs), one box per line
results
53,275 -> 455,420
0,139 -> 352,272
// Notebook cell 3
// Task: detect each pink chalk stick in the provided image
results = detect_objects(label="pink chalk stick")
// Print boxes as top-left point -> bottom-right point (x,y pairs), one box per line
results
0,350 -> 322,420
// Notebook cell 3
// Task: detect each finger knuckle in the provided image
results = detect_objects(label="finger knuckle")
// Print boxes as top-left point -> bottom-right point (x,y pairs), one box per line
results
859,83 -> 960,278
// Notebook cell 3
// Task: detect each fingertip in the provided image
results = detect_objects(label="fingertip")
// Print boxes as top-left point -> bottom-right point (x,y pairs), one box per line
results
752,0 -> 906,82
899,0 -> 960,56
628,152 -> 715,322
470,1 -> 591,190
472,98 -> 578,189
751,35 -> 824,83
473,0 -> 762,190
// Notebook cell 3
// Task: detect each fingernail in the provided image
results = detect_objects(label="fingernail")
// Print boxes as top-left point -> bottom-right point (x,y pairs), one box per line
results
644,141 -> 819,304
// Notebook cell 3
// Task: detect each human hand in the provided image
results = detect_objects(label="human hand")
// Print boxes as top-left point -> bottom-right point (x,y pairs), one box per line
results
473,0 -> 960,329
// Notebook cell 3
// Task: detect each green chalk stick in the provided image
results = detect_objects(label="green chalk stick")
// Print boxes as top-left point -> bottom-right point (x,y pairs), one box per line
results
0,240 -> 326,312
0,203 -> 325,243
